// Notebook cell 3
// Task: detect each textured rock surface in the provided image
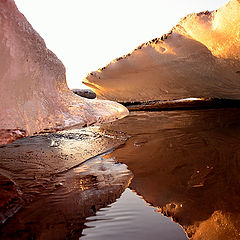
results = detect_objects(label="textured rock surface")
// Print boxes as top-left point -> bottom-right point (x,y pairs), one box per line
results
84,0 -> 240,102
0,174 -> 23,224
72,89 -> 96,99
0,129 -> 27,145
0,0 -> 128,142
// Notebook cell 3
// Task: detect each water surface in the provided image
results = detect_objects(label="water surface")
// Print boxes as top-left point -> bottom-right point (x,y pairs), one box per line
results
82,188 -> 187,240
1,108 -> 240,239
101,109 -> 240,239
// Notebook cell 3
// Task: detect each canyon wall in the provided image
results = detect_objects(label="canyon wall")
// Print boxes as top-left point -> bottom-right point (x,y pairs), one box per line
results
0,0 -> 128,144
84,0 -> 240,102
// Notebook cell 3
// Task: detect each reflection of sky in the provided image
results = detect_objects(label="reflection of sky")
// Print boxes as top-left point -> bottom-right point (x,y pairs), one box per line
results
82,188 -> 187,240
15,0 -> 229,89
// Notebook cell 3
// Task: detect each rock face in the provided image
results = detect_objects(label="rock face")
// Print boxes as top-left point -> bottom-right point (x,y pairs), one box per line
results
0,0 -> 128,143
83,0 -> 240,102
0,129 -> 27,146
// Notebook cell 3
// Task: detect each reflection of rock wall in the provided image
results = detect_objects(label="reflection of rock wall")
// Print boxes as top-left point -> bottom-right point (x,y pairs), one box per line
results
84,0 -> 240,102
0,155 -> 132,239
101,109 -> 240,240
0,0 -> 128,143
0,126 -> 132,238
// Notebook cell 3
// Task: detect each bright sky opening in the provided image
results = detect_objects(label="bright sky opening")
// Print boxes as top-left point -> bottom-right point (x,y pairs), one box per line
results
15,0 -> 229,89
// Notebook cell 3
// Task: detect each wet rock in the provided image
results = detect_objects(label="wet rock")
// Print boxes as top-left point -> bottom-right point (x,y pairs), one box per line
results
0,129 -> 26,146
72,89 -> 96,99
0,174 -> 23,224
0,150 -> 132,239
0,126 -> 128,228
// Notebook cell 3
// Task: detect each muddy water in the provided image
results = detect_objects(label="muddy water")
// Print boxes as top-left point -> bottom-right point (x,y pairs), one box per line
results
1,108 -> 240,239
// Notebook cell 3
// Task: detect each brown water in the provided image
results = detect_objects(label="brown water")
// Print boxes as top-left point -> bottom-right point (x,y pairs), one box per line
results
101,109 -> 240,239
1,108 -> 240,239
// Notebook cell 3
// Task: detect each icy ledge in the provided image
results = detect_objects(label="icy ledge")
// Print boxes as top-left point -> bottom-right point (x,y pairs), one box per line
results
83,0 -> 240,103
0,0 -> 128,145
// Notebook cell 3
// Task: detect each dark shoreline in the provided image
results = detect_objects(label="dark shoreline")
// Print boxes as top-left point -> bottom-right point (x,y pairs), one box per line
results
121,98 -> 240,111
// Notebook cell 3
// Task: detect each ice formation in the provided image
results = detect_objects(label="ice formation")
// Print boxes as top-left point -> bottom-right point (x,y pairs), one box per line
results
0,0 -> 128,144
84,0 -> 240,102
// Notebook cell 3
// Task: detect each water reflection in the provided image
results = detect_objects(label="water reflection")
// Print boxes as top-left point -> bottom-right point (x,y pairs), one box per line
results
1,108 -> 240,239
0,127 -> 131,240
0,156 -> 132,240
82,188 -> 187,240
101,109 -> 240,240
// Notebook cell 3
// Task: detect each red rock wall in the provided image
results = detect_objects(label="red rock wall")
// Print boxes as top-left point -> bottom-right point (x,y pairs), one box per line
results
84,0 -> 240,102
0,0 -> 128,144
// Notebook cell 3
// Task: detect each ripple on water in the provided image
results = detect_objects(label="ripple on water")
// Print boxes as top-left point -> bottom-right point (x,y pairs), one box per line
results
81,188 -> 187,240
0,156 -> 133,240
2,109 -> 240,240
